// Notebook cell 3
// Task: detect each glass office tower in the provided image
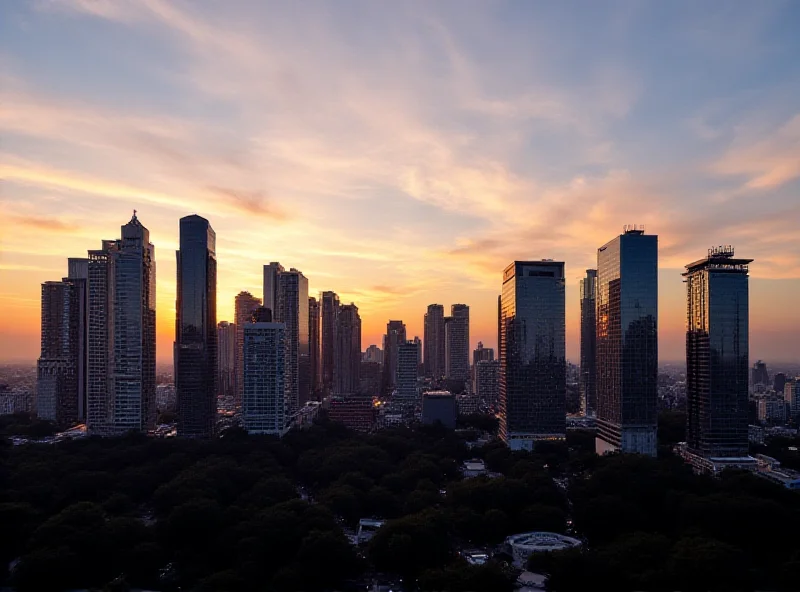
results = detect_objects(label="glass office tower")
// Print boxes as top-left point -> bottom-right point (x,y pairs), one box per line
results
684,246 -> 751,458
176,215 -> 217,438
595,227 -> 658,456
580,269 -> 597,416
499,260 -> 566,450
276,269 -> 309,414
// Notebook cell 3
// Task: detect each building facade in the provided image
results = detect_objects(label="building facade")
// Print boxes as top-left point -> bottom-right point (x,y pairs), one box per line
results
276,269 -> 310,413
242,315 -> 286,435
176,215 -> 217,438
445,304 -> 470,382
499,261 -> 566,450
424,304 -> 445,379
382,320 -> 407,393
396,340 -> 419,401
475,359 -> 500,407
684,246 -> 751,458
37,279 -> 82,425
86,213 -> 156,435
422,391 -> 457,428
217,321 -> 236,399
579,269 -> 597,417
262,262 -> 284,315
473,342 -> 494,365
595,228 -> 658,456
309,297 -> 321,396
364,344 -> 383,365
321,291 -> 340,396
334,304 -> 361,395
234,291 -> 262,409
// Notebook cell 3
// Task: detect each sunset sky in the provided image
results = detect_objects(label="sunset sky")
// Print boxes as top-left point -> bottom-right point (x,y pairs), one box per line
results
2,0 -> 800,364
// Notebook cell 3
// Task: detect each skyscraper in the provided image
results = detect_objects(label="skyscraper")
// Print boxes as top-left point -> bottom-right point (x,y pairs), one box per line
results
37,279 -> 81,425
309,297 -> 321,396
424,304 -> 445,379
242,307 -> 286,435
217,321 -> 236,400
334,304 -> 361,395
445,304 -> 470,382
499,260 -> 566,450
382,320 -> 407,393
595,227 -> 658,456
86,213 -> 156,435
276,268 -> 310,413
473,342 -> 494,365
580,269 -> 597,416
684,246 -> 751,459
235,291 -> 262,409
321,291 -> 340,396
364,344 -> 383,365
263,262 -> 284,313
413,336 -> 423,377
751,360 -> 769,388
176,215 -> 217,438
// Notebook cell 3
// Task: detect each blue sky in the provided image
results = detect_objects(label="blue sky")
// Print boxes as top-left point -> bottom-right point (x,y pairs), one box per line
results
1,0 -> 799,363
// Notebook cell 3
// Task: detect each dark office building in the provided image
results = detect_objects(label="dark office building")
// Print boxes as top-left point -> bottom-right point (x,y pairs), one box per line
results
424,304 -> 445,379
321,291 -> 340,396
309,297 -> 321,396
176,215 -> 217,438
595,227 -> 658,456
685,246 -> 752,458
422,391 -> 457,429
335,304 -> 361,396
499,260 -> 566,450
774,373 -> 787,396
382,320 -> 407,394
751,360 -> 769,388
580,269 -> 597,416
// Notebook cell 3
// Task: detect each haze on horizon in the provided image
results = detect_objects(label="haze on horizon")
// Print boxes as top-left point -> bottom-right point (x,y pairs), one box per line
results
1,1 -> 799,365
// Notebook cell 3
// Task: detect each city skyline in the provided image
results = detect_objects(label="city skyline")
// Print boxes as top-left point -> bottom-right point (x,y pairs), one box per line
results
2,1 -> 800,363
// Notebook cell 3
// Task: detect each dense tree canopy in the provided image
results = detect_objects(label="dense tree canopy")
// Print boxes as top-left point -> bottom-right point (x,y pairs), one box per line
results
0,415 -> 797,591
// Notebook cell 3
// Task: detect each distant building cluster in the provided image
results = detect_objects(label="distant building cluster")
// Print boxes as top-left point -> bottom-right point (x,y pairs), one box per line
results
31,215 -> 794,468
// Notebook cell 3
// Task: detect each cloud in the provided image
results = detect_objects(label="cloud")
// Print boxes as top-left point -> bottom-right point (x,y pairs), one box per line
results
9,215 -> 79,232
207,186 -> 287,219
711,113 -> 800,190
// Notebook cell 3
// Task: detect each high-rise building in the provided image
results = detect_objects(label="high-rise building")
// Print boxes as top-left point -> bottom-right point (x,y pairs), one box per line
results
445,304 -> 470,382
234,291 -> 262,409
774,373 -> 787,395
334,304 -> 361,396
364,344 -> 383,365
396,340 -> 419,401
424,304 -> 445,379
276,268 -> 310,413
86,213 -> 156,435
475,359 -> 500,407
262,262 -> 284,314
217,321 -> 236,399
176,215 -> 217,438
37,279 -> 82,425
595,227 -> 658,456
751,360 -> 769,388
580,269 -> 597,417
499,260 -> 566,450
309,297 -> 321,396
67,258 -> 89,420
473,342 -> 494,365
321,291 -> 340,395
242,308 -> 286,435
382,320 -> 407,393
423,304 -> 445,380
684,246 -> 752,458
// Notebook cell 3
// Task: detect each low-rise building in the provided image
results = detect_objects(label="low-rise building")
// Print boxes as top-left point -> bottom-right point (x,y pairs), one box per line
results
422,390 -> 457,428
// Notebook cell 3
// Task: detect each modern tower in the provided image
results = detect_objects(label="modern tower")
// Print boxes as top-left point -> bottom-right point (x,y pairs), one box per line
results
580,269 -> 597,416
242,307 -> 286,435
445,304 -> 470,382
334,304 -> 361,395
473,342 -> 494,365
176,215 -> 217,438
499,260 -> 566,450
684,246 -> 752,458
309,296 -> 321,396
751,360 -> 769,388
217,321 -> 236,400
276,268 -> 310,413
595,227 -> 658,456
321,291 -> 340,396
413,336 -> 423,377
382,320 -> 407,393
235,291 -> 262,409
86,213 -> 156,435
67,258 -> 89,421
396,340 -> 419,401
263,262 -> 284,314
475,359 -> 500,407
424,304 -> 445,380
